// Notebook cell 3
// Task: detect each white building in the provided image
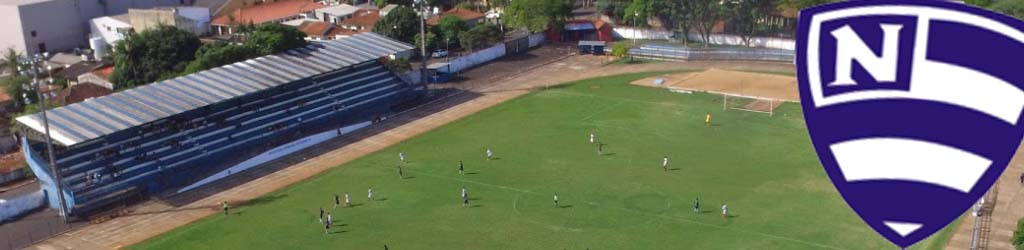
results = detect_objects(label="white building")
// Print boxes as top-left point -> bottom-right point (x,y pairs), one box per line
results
88,7 -> 211,57
314,4 -> 358,24
0,0 -> 185,55
89,15 -> 133,49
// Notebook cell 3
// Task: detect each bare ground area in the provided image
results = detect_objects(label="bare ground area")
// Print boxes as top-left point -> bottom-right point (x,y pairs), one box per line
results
630,68 -> 799,102
23,55 -> 814,250
945,144 -> 1024,250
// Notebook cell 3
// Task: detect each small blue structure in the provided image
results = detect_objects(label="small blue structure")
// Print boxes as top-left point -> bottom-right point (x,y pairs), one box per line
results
577,40 -> 607,55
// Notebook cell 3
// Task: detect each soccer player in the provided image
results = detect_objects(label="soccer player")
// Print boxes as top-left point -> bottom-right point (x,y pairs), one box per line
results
335,194 -> 341,208
368,187 -> 375,201
345,192 -> 351,207
553,193 -> 559,207
399,152 -> 406,163
597,142 -> 604,155
721,203 -> 729,219
461,186 -> 468,199
589,133 -> 595,144
662,156 -> 669,171
325,221 -> 331,234
327,212 -> 333,225
319,207 -> 325,223
693,198 -> 700,213
398,166 -> 404,179
222,201 -> 229,215
459,161 -> 465,175
463,193 -> 470,207
486,148 -> 493,160
705,113 -> 712,128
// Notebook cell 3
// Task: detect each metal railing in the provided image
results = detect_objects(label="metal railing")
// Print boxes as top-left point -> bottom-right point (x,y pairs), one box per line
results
628,44 -> 795,63
0,209 -> 76,250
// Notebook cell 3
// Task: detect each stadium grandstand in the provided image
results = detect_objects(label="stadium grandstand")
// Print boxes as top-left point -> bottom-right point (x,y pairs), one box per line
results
14,33 -> 421,215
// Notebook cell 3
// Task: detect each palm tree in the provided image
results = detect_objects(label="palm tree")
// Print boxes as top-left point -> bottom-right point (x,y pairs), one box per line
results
3,47 -> 20,77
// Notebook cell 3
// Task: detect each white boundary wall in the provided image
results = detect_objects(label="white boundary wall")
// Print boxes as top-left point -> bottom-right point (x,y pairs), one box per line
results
445,43 -> 506,73
0,190 -> 45,222
613,27 -> 795,50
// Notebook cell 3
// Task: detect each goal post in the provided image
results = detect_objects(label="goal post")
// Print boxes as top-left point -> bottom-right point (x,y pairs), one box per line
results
723,94 -> 778,117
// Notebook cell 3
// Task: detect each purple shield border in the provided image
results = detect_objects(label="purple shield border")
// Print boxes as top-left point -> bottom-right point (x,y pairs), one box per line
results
796,0 -> 1024,248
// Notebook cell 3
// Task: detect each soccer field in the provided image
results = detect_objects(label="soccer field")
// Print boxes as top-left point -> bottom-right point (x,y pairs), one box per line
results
131,71 -> 956,250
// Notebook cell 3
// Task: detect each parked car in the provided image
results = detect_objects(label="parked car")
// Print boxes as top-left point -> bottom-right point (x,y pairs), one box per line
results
431,49 -> 448,58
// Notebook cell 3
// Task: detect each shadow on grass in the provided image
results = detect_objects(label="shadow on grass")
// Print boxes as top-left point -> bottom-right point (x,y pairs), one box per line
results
161,89 -> 485,208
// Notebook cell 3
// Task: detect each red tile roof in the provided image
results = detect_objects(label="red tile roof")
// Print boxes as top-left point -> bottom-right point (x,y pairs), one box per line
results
211,0 -> 325,26
297,21 -> 334,37
339,9 -> 379,29
426,7 -> 485,26
58,83 -> 113,105
92,65 -> 114,80
327,28 -> 361,38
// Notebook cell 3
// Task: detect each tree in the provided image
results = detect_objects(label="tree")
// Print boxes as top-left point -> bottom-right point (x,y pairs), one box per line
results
610,42 -> 630,58
374,6 -> 420,44
725,0 -> 774,46
694,0 -> 727,48
597,0 -> 629,22
459,24 -> 501,52
991,0 -> 1024,20
776,0 -> 833,11
386,57 -> 412,73
622,0 -> 653,28
3,48 -> 19,77
246,23 -> 308,55
436,16 -> 467,47
183,43 -> 258,75
415,32 -> 439,53
1014,218 -> 1024,249
110,25 -> 202,89
505,0 -> 572,32
2,76 -> 31,111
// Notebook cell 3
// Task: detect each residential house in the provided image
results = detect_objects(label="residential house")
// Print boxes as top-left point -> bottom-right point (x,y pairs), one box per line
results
54,60 -> 113,87
55,82 -> 112,105
193,0 -> 267,17
296,21 -> 335,40
210,0 -> 326,35
379,4 -> 397,17
425,7 -> 485,27
314,4 -> 358,24
336,9 -> 379,34
77,65 -> 117,90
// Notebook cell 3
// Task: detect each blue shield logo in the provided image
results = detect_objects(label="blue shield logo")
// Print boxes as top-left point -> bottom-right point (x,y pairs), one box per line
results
796,0 -> 1024,247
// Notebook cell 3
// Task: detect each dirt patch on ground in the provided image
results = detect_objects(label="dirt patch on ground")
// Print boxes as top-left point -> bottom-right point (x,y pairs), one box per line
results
631,68 -> 799,102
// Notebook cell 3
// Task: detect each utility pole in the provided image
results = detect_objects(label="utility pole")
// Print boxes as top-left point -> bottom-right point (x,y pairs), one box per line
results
417,0 -> 428,85
20,54 -> 69,223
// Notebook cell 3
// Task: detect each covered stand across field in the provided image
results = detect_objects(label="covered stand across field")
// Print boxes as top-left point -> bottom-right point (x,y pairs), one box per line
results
14,33 -> 421,215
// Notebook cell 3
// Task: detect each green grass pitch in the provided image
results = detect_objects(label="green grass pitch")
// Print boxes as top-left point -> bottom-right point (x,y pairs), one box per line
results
131,71 -> 957,250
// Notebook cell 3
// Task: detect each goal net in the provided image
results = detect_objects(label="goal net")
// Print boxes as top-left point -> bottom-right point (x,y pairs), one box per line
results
723,94 -> 780,116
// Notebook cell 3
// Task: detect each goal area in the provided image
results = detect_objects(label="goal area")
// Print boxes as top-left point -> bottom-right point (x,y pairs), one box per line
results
723,94 -> 781,116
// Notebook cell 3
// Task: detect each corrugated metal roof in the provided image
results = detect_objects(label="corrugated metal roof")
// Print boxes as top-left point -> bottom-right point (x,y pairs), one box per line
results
16,32 -> 413,147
